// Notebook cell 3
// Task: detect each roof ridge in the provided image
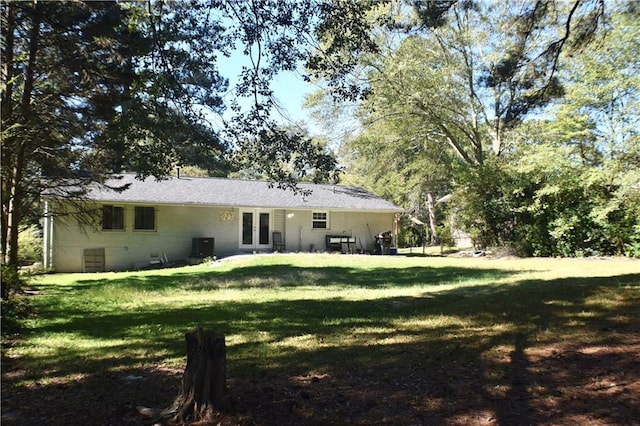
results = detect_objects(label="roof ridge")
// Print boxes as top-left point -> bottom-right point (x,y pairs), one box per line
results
113,172 -> 364,189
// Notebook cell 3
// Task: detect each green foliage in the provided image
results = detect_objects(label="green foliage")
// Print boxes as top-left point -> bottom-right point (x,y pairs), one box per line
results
17,225 -> 42,266
2,1 -> 151,268
324,1 -> 612,251
397,216 -> 428,248
625,224 -> 640,258
500,5 -> 640,257
452,160 -> 518,248
2,0 -> 371,270
330,2 -> 636,256
1,292 -> 31,335
0,265 -> 30,332
0,264 -> 21,300
232,127 -> 339,190
505,121 -> 640,257
436,221 -> 455,248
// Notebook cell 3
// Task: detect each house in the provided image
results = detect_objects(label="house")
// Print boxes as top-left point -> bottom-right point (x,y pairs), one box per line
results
42,174 -> 403,272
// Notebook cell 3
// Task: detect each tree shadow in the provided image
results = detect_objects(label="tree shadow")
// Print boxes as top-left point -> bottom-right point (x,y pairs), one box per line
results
3,266 -> 639,425
73,264 -> 511,291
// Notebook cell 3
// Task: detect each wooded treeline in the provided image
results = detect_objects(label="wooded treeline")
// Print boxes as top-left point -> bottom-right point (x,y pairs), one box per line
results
313,0 -> 639,257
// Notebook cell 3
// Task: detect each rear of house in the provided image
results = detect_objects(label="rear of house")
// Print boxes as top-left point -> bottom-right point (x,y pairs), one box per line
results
42,174 -> 402,272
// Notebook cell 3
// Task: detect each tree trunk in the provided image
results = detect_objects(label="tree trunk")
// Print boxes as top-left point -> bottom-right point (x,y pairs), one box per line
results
6,152 -> 24,268
2,5 -> 40,271
426,192 -> 438,245
171,328 -> 227,423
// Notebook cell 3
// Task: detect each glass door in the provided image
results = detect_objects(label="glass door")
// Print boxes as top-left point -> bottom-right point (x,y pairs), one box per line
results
241,211 -> 254,246
240,209 -> 272,250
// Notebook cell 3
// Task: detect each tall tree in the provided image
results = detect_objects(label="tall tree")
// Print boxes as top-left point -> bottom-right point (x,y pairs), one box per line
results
1,0 -> 378,279
341,107 -> 454,245
312,0 -> 607,247
1,1 -> 155,277
509,2 -> 640,256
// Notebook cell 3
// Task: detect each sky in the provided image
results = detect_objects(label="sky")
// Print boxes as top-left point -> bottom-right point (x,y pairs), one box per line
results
218,48 -> 323,136
270,70 -> 320,131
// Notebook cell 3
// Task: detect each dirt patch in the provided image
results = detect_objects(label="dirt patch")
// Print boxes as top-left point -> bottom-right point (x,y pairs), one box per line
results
3,336 -> 639,425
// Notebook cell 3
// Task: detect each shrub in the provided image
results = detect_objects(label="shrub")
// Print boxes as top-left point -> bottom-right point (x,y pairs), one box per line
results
1,293 -> 31,334
624,225 -> 640,258
18,224 -> 42,265
1,264 -> 21,299
0,264 -> 31,334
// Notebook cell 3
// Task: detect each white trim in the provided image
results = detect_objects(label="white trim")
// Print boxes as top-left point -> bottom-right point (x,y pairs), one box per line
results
312,210 -> 329,230
239,208 -> 273,250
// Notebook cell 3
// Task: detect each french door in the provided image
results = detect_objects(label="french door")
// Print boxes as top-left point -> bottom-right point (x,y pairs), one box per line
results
239,209 -> 272,250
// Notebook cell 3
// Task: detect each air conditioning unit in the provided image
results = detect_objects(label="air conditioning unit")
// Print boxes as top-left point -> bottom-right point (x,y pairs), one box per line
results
192,237 -> 215,258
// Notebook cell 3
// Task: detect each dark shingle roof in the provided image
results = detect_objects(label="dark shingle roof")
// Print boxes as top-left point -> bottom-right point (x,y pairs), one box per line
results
80,174 -> 402,212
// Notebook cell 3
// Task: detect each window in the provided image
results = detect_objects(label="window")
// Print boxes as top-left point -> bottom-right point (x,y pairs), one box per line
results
259,212 -> 270,245
102,205 -> 124,230
134,206 -> 155,230
312,211 -> 328,229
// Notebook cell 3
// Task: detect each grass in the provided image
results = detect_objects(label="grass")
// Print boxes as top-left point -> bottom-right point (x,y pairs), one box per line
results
6,254 -> 638,382
2,253 -> 639,424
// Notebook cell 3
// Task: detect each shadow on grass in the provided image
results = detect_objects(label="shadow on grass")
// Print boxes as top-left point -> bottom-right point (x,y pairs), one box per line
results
64,263 -> 514,292
3,265 -> 639,425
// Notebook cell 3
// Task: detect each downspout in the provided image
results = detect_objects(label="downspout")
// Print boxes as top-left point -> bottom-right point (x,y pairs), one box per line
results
43,200 -> 49,268
49,206 -> 54,269
43,199 -> 53,269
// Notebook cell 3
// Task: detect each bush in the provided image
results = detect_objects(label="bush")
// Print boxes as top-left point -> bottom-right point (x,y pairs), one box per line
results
1,294 -> 31,334
18,224 -> 42,265
437,222 -> 455,248
1,264 -> 21,299
0,265 -> 30,334
624,225 -> 640,258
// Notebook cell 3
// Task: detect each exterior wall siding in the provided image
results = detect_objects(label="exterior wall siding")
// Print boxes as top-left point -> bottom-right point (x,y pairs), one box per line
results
47,202 -> 398,272
50,204 -> 241,272
283,210 -> 395,253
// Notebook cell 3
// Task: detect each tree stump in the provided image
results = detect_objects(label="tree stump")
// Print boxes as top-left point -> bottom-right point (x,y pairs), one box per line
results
171,327 -> 227,423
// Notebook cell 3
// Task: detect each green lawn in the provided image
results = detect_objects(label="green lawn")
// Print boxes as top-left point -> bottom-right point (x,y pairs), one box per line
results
9,253 -> 639,382
3,253 -> 640,424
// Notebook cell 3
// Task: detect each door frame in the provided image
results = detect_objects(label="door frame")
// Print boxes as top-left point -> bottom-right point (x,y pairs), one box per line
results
239,208 -> 273,250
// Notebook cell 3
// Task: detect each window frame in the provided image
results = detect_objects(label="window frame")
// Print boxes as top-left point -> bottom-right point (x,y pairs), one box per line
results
134,206 -> 156,231
102,205 -> 125,231
312,211 -> 329,229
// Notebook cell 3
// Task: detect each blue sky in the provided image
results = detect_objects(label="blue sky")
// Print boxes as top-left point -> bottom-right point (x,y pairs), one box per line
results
270,70 -> 318,129
218,47 -> 322,136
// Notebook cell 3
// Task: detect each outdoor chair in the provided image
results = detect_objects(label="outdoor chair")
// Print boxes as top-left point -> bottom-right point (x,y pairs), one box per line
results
272,231 -> 285,252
